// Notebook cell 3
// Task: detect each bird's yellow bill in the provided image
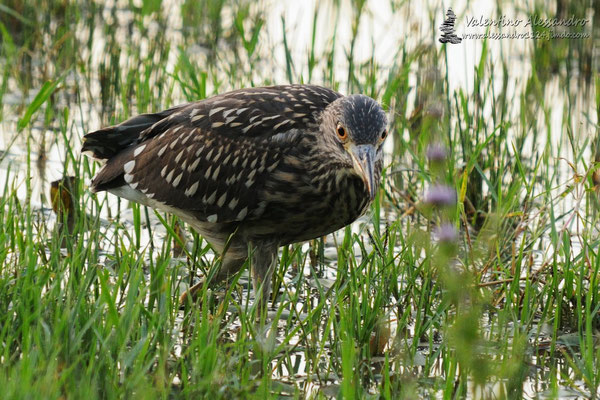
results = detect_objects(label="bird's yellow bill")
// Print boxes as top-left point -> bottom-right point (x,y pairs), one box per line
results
349,144 -> 377,201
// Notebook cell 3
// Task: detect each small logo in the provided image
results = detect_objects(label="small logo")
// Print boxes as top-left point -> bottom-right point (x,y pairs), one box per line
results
439,8 -> 462,44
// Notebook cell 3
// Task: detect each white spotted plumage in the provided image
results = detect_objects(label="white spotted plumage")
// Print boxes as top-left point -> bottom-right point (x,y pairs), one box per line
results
84,84 -> 386,272
124,160 -> 135,174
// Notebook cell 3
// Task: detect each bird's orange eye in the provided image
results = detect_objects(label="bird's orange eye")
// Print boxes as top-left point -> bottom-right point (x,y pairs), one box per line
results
336,123 -> 347,140
381,129 -> 388,140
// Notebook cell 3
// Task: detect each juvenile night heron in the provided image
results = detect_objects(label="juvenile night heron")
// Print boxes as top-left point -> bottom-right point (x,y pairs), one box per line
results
82,84 -> 388,306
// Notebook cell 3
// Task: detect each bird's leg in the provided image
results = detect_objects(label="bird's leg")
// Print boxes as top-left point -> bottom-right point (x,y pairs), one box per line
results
179,252 -> 246,304
250,241 -> 279,312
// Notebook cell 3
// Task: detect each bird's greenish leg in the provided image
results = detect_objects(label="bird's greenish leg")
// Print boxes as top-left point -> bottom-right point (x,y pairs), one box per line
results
250,241 -> 279,313
179,252 -> 246,304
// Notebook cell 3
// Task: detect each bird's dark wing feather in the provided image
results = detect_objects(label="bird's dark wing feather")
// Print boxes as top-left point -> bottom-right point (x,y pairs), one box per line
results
85,84 -> 341,224
138,84 -> 341,141
81,103 -> 189,160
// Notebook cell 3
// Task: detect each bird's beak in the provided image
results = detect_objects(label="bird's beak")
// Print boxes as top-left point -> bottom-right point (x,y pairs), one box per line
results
349,144 -> 377,201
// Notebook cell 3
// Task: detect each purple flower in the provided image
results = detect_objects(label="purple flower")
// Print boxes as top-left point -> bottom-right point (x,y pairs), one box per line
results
424,184 -> 457,206
434,223 -> 458,243
426,143 -> 447,162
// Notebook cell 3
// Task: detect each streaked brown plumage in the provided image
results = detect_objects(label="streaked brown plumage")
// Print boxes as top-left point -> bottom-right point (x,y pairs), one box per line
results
83,84 -> 388,307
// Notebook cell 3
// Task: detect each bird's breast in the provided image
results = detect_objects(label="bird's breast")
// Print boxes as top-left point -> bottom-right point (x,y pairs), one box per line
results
243,155 -> 373,245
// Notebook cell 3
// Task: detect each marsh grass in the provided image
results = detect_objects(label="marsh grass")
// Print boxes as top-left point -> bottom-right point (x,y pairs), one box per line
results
0,0 -> 599,398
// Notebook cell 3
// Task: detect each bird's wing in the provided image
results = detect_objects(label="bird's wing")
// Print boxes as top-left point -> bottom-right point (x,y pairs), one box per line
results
86,85 -> 341,224
138,84 -> 341,141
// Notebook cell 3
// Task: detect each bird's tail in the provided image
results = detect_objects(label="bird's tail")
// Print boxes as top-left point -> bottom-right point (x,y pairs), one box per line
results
82,105 -> 186,161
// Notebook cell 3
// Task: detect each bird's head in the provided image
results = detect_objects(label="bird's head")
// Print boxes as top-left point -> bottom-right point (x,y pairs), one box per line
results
320,94 -> 388,200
